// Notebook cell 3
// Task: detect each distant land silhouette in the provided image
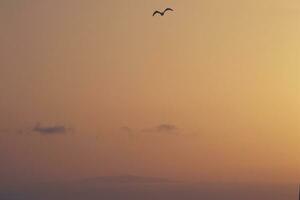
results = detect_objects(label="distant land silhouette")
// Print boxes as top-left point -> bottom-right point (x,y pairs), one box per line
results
0,176 -> 297,200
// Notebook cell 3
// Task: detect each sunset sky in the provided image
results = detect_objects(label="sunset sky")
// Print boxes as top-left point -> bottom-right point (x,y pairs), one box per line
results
0,0 -> 299,188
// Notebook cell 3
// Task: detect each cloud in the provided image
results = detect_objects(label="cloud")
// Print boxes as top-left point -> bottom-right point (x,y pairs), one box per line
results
142,124 -> 179,135
156,124 -> 178,132
33,123 -> 67,135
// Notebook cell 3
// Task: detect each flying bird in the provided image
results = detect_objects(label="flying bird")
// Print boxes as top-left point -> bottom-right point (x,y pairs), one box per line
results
153,8 -> 174,16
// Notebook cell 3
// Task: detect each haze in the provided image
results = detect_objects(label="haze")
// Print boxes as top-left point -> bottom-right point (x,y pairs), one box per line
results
0,0 -> 299,199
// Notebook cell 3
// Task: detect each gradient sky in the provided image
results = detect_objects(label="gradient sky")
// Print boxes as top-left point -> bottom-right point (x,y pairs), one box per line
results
0,0 -> 299,187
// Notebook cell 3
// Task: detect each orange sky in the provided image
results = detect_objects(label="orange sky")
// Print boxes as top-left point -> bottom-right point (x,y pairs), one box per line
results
0,0 -> 299,186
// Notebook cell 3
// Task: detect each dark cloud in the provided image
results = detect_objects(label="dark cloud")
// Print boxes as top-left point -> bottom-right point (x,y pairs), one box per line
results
142,124 -> 179,134
33,123 -> 67,135
156,124 -> 178,132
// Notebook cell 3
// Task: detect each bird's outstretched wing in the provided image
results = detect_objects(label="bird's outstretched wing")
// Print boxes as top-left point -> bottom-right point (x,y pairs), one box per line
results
153,11 -> 162,16
164,8 -> 174,13
152,10 -> 162,16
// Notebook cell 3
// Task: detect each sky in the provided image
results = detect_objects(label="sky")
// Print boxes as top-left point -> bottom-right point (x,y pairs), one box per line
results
0,0 -> 300,191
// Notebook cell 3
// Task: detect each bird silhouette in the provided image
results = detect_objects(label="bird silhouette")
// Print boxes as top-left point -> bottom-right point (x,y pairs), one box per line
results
153,8 -> 174,16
